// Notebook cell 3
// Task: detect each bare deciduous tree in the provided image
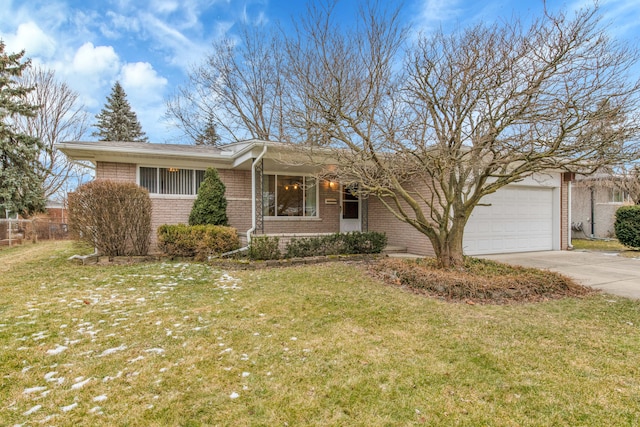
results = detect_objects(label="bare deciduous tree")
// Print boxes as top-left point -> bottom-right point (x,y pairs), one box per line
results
166,25 -> 289,143
287,2 -> 640,267
17,66 -> 91,201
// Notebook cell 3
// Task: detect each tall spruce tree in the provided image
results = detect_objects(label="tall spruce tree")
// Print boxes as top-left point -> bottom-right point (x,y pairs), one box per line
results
0,42 -> 45,216
195,112 -> 220,146
93,81 -> 148,142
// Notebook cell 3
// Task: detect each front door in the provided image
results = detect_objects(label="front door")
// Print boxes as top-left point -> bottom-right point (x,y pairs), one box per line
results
340,184 -> 361,232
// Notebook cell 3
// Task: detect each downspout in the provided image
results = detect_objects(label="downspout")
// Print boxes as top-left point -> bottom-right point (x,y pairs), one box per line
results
567,180 -> 573,249
590,186 -> 595,238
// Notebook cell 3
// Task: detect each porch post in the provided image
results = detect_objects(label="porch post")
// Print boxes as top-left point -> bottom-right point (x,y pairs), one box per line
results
255,159 -> 264,233
361,197 -> 368,232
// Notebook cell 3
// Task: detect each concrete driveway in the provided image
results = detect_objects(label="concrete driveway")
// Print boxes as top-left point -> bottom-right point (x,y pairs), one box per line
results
483,250 -> 640,300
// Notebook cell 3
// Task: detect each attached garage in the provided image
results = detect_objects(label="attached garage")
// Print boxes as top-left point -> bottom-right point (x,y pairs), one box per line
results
463,183 -> 559,255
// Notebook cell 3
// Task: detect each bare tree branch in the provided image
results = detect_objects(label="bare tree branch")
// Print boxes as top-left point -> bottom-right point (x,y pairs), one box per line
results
16,66 -> 92,200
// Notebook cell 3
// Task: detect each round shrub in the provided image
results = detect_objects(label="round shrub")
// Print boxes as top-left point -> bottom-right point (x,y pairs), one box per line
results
67,180 -> 151,256
614,205 -> 640,248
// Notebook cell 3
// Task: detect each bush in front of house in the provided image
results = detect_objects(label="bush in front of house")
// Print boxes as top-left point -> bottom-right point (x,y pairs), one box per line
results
248,236 -> 281,260
284,231 -> 387,258
614,205 -> 640,249
67,180 -> 152,256
157,224 -> 239,260
189,168 -> 228,226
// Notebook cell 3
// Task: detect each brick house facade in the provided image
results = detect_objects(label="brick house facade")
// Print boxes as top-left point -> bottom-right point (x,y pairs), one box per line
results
59,139 -> 571,255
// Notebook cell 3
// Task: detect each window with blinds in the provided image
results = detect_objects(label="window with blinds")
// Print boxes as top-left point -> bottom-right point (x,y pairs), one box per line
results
139,167 -> 206,195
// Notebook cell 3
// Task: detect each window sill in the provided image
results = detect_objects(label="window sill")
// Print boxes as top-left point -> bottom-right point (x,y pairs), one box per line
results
149,194 -> 197,199
264,216 -> 322,221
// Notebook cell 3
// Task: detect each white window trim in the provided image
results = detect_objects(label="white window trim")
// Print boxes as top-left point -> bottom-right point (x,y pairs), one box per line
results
263,173 -> 320,219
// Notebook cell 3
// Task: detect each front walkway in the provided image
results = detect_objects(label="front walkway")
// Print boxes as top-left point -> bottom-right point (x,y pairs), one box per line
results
482,250 -> 640,300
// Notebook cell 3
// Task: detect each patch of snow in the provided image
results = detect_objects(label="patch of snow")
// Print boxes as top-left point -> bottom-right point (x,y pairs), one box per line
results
242,372 -> 250,377
46,345 -> 68,355
23,405 -> 42,416
230,392 -> 239,399
89,406 -> 103,414
98,345 -> 127,357
145,348 -> 165,354
93,395 -> 108,402
44,372 -> 58,381
61,402 -> 78,412
102,371 -> 123,382
23,386 -> 47,394
71,377 -> 91,390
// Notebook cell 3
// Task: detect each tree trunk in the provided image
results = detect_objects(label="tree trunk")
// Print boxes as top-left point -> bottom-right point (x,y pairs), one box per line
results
431,220 -> 466,269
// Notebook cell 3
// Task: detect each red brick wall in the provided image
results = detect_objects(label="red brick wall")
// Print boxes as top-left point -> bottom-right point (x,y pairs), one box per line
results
368,194 -> 436,256
96,162 -> 136,182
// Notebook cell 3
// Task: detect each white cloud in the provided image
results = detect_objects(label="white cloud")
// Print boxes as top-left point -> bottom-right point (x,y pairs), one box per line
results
101,11 -> 142,39
120,61 -> 168,100
418,0 -> 464,28
72,42 -> 120,76
119,61 -> 170,142
3,21 -> 57,58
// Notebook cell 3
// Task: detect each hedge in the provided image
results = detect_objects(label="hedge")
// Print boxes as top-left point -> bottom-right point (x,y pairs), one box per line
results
284,231 -> 387,258
157,224 -> 240,260
615,205 -> 640,248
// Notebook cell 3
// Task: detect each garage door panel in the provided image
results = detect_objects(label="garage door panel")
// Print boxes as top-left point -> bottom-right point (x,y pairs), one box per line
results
464,187 -> 554,255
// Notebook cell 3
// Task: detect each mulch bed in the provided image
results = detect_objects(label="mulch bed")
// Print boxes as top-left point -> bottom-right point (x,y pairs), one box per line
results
369,257 -> 597,305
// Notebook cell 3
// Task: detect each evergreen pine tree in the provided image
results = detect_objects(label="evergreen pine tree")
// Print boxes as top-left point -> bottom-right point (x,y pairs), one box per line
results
0,42 -> 45,216
195,113 -> 220,145
93,81 -> 148,142
189,168 -> 228,226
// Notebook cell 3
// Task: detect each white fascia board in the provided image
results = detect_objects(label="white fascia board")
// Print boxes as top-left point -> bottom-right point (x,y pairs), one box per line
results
56,141 -> 235,166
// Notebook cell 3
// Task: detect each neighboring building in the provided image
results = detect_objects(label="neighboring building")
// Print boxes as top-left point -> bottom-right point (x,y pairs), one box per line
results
57,139 -> 572,256
571,174 -> 634,239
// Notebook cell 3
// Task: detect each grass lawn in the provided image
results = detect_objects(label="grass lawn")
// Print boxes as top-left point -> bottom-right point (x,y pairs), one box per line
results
2,241 -> 640,426
572,238 -> 640,258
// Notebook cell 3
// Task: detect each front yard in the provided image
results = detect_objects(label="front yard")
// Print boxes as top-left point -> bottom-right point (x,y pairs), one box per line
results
1,242 -> 640,425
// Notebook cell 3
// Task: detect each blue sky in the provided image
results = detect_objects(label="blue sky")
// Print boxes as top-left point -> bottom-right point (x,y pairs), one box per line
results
2,0 -> 639,144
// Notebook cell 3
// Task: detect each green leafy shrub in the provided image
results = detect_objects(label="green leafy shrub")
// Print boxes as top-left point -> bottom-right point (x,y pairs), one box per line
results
189,168 -> 228,226
157,224 -> 239,260
614,205 -> 640,248
285,232 -> 387,258
248,236 -> 281,260
67,180 -> 151,256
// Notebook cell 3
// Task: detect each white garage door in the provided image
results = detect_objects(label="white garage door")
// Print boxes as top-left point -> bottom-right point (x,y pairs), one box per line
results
463,186 -> 554,255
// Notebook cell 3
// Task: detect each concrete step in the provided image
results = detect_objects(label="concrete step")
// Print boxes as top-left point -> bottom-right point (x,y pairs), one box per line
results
382,245 -> 407,254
